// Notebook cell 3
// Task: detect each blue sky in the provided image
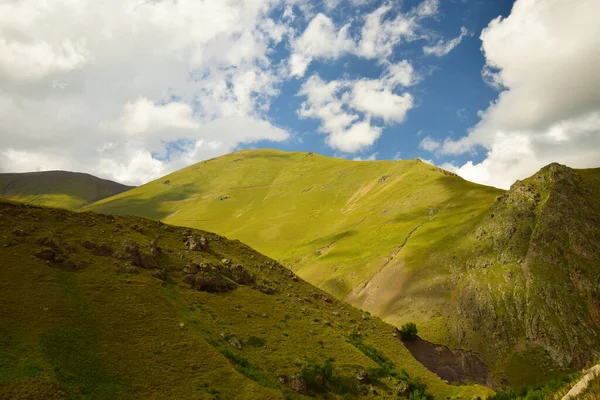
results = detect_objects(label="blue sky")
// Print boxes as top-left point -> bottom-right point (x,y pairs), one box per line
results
257,0 -> 513,168
1,0 -> 598,188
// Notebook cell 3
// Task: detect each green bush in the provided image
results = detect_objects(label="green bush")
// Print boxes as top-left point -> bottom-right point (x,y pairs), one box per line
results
245,335 -> 267,347
400,322 -> 418,341
300,358 -> 356,395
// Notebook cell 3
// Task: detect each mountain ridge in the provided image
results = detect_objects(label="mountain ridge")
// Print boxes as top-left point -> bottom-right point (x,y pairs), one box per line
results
0,170 -> 134,210
73,150 -> 600,385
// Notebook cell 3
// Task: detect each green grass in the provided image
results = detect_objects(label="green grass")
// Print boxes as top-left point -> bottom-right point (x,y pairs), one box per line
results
0,200 -> 491,399
0,170 -> 132,210
83,150 -> 600,386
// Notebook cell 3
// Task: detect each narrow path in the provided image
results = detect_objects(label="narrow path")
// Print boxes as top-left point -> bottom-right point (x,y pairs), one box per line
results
562,365 -> 600,400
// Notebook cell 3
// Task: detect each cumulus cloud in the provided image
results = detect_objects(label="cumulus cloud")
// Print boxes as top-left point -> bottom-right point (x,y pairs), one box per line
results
289,13 -> 355,76
440,0 -> 600,189
298,61 -> 416,152
113,98 -> 200,136
419,136 -> 441,151
0,39 -> 88,81
423,26 -> 468,57
0,0 -> 291,185
290,0 -> 439,76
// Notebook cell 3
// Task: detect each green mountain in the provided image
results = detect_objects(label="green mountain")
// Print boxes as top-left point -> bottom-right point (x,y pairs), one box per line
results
85,149 -> 600,387
0,171 -> 133,210
0,200 -> 493,399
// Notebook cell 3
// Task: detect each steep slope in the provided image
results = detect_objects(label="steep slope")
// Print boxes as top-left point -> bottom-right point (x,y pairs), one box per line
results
349,163 -> 600,386
0,200 -> 491,399
0,171 -> 133,210
85,149 -> 501,298
85,149 -> 600,386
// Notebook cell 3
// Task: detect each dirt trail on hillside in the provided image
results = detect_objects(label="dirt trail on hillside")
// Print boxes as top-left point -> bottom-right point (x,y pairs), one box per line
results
562,365 -> 600,399
401,337 -> 499,388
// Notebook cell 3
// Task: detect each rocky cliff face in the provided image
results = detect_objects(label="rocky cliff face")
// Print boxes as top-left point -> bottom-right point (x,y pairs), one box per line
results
457,164 -> 600,375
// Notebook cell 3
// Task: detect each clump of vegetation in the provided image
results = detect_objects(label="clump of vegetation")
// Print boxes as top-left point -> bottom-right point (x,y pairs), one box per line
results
400,322 -> 418,341
299,358 -> 358,396
488,375 -> 575,400
218,347 -> 276,389
245,335 -> 267,348
346,334 -> 432,399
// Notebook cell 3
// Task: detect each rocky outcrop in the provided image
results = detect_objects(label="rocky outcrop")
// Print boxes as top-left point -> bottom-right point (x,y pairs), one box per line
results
457,164 -> 600,370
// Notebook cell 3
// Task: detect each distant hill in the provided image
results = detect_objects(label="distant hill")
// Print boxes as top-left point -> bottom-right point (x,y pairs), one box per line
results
0,200 -> 493,399
85,149 -> 600,387
0,171 -> 133,210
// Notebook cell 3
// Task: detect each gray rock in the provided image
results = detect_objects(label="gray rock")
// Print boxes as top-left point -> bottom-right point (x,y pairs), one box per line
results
229,336 -> 243,349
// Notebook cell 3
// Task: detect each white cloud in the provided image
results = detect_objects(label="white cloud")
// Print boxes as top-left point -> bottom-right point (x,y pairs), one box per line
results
357,5 -> 416,59
114,98 -> 199,136
298,61 -> 416,152
290,1 -> 439,75
419,136 -> 441,151
327,121 -> 382,153
0,0 -> 291,185
423,26 -> 468,57
414,0 -> 440,18
350,80 -> 413,123
439,0 -> 600,189
0,39 -> 88,81
324,0 -> 372,10
289,13 -> 355,76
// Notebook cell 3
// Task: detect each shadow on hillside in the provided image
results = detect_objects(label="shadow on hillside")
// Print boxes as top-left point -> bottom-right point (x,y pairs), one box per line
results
400,336 -> 500,389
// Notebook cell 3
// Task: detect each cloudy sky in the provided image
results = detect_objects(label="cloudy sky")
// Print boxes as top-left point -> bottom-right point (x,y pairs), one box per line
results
0,0 -> 598,189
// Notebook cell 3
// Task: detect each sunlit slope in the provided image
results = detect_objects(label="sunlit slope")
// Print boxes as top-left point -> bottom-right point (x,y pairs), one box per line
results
0,171 -> 134,210
0,200 -> 491,399
87,150 -> 600,386
86,149 -> 501,299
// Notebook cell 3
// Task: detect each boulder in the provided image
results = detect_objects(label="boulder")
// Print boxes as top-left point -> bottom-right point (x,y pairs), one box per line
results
12,229 -> 25,236
34,248 -> 56,261
185,235 -> 206,251
288,375 -> 307,395
82,240 -> 113,256
194,268 -> 236,293
150,239 -> 161,255
140,253 -> 159,269
36,237 -> 59,250
182,274 -> 196,285
184,263 -> 200,274
228,336 -> 243,349
314,371 -> 326,386
357,371 -> 369,384
226,264 -> 254,285
252,279 -> 277,295
151,269 -> 167,281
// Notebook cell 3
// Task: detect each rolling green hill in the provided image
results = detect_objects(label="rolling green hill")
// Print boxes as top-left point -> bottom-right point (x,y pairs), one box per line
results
0,200 -> 493,399
0,171 -> 133,210
84,149 -> 600,387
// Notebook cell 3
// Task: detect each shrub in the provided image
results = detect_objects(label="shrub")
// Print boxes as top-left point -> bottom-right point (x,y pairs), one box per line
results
400,322 -> 418,341
245,336 -> 267,347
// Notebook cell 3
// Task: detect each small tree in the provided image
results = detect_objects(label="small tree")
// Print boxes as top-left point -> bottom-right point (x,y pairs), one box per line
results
400,322 -> 418,341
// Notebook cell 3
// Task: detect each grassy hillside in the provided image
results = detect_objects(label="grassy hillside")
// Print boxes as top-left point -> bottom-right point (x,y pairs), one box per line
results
0,171 -> 133,210
0,200 -> 492,399
85,149 -> 600,387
